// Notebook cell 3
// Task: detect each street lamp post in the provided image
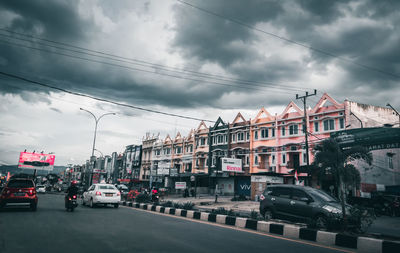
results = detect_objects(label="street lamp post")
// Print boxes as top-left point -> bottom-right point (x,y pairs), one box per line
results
80,108 -> 116,185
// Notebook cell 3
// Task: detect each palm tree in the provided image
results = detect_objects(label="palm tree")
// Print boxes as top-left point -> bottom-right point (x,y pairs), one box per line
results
312,138 -> 372,222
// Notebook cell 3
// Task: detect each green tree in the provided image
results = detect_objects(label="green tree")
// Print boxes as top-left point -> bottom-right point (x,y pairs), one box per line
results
312,138 -> 372,223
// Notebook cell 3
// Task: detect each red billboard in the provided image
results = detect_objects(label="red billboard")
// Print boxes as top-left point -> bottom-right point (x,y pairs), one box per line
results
18,152 -> 55,170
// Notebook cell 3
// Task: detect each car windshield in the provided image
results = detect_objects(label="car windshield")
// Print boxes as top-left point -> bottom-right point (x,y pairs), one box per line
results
7,180 -> 34,188
99,185 -> 116,190
308,188 -> 337,203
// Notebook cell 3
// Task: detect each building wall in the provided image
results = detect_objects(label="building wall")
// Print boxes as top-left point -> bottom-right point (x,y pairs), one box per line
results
346,100 -> 399,128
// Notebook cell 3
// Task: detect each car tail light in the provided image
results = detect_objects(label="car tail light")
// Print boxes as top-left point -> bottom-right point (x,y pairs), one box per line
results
117,192 -> 121,196
96,191 -> 102,196
259,194 -> 265,201
28,189 -> 36,196
73,195 -> 77,199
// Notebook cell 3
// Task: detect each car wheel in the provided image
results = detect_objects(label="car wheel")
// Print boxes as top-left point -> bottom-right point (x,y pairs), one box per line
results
263,209 -> 273,221
90,198 -> 94,208
114,204 -> 119,208
315,215 -> 328,229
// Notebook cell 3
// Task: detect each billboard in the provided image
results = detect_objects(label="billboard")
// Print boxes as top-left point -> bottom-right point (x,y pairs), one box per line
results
18,152 -> 55,170
221,158 -> 243,173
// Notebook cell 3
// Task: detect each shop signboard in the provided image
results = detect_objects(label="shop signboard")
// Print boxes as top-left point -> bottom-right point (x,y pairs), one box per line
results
175,181 -> 186,189
221,158 -> 243,173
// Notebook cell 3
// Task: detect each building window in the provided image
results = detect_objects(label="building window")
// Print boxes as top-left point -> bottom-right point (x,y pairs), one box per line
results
289,125 -> 298,135
246,156 -> 249,165
232,134 -> 236,142
238,132 -> 244,141
255,156 -> 259,165
388,153 -> 394,169
272,154 -> 275,165
261,128 -> 268,139
281,126 -> 285,136
254,130 -> 258,140
303,152 -> 307,164
323,119 -> 335,131
272,128 -> 275,137
339,118 -> 344,129
282,154 -> 286,164
247,132 -> 250,140
175,146 -> 182,154
314,122 -> 319,132
200,137 -> 206,146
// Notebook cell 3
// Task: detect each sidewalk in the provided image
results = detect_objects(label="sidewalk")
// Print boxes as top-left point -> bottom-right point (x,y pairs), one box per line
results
162,194 -> 260,214
162,194 -> 400,238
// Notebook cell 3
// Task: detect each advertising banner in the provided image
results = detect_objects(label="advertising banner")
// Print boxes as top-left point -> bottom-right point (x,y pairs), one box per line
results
175,182 -> 186,189
18,152 -> 55,170
221,158 -> 243,173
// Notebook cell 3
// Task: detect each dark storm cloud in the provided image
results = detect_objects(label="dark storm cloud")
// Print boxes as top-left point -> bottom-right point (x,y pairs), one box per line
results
172,0 -> 400,107
0,0 -> 399,111
172,0 -> 283,66
0,0 -> 94,43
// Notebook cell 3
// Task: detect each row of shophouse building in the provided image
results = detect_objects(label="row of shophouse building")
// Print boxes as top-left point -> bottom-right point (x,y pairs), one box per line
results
76,93 -> 400,199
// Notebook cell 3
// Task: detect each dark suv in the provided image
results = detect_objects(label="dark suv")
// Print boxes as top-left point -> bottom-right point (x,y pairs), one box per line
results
0,178 -> 38,211
260,185 -> 349,228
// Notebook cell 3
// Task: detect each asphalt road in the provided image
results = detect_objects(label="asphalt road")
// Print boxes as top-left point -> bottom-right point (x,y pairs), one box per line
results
0,194 -> 351,253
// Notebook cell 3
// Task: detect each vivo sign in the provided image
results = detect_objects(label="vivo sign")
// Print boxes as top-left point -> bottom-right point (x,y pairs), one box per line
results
221,158 -> 243,173
18,152 -> 55,170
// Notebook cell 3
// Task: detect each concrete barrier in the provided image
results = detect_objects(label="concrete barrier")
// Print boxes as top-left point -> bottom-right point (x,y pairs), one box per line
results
216,215 -> 226,224
156,206 -> 161,212
187,210 -> 194,218
257,221 -> 271,233
316,231 -> 336,246
175,209 -> 182,216
283,225 -> 300,239
357,237 -> 382,253
235,217 -> 247,228
164,207 -> 171,214
200,212 -> 209,221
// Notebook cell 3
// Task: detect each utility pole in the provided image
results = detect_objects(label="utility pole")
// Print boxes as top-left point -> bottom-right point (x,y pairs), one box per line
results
296,90 -> 317,186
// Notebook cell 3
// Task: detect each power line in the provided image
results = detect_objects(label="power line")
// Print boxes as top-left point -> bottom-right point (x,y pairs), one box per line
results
0,38 -> 302,95
0,29 -> 312,93
0,71 -> 215,123
177,0 -> 400,80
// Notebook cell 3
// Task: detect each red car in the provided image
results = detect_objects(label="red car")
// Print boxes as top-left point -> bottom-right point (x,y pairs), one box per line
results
0,178 -> 38,211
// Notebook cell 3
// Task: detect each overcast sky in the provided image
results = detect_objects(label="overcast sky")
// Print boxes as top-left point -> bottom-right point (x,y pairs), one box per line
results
0,0 -> 399,166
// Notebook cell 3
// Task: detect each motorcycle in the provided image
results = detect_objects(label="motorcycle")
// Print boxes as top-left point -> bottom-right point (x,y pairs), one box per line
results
66,194 -> 78,212
151,193 -> 160,203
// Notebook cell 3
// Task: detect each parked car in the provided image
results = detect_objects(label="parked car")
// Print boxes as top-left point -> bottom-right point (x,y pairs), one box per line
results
259,185 -> 352,229
0,178 -> 38,211
36,185 -> 46,193
115,184 -> 129,200
82,183 -> 121,208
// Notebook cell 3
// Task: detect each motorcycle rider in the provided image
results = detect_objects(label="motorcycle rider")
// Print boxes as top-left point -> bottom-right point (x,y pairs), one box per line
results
65,180 -> 79,208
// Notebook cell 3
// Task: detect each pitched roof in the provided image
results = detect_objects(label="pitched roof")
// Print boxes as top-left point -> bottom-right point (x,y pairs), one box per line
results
311,93 -> 343,113
253,107 -> 274,123
279,101 -> 303,119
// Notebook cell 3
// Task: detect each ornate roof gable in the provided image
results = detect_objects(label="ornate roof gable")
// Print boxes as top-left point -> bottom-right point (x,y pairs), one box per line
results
253,107 -> 274,123
311,93 -> 343,113
232,112 -> 247,125
279,101 -> 303,119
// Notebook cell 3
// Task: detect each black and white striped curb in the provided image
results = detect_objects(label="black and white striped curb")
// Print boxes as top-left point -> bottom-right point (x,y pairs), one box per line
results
122,201 -> 400,253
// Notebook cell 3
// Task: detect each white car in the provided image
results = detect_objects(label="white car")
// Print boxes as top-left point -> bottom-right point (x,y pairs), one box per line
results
82,184 -> 121,208
36,185 -> 46,193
